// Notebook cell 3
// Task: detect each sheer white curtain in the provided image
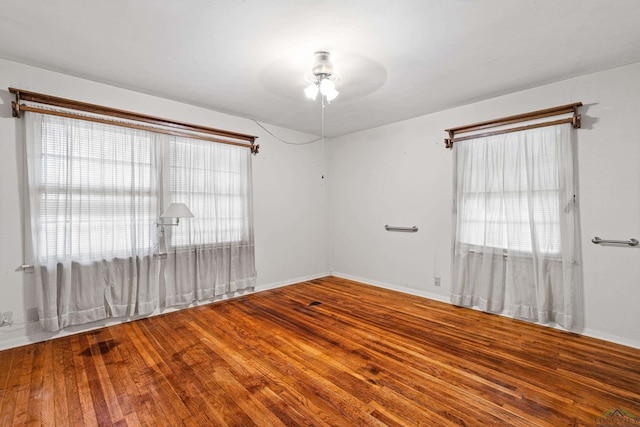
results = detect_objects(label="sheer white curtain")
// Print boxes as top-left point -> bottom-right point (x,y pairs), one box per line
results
25,112 -> 160,331
451,124 -> 581,329
161,136 -> 256,307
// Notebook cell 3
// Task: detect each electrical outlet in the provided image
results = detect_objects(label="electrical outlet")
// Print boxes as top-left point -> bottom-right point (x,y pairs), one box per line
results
0,311 -> 13,327
434,277 -> 441,287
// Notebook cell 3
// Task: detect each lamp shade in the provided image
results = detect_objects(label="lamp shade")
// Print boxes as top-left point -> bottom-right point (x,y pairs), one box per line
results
160,202 -> 194,219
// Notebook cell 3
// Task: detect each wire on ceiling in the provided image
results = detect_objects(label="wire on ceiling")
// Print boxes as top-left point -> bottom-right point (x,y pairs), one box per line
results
252,119 -> 323,146
252,97 -> 327,146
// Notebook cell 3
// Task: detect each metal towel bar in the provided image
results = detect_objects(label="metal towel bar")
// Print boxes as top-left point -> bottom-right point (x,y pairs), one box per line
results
385,225 -> 418,233
592,237 -> 638,246
17,264 -> 34,273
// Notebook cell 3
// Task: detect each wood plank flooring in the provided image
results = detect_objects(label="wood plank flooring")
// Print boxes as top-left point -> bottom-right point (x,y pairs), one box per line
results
1,276 -> 639,426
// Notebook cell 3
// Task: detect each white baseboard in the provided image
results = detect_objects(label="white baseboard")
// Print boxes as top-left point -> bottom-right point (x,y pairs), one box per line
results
330,271 -> 640,350
255,272 -> 331,292
330,272 -> 450,304
579,328 -> 640,350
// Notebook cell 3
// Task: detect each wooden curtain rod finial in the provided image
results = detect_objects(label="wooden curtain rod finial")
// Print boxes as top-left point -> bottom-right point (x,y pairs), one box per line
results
251,144 -> 260,155
572,105 -> 581,128
11,101 -> 20,118
11,89 -> 21,118
445,129 -> 454,149
572,114 -> 581,128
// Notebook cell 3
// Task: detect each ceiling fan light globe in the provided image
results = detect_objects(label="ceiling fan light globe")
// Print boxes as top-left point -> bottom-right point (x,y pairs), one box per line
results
324,89 -> 339,102
319,78 -> 336,94
304,84 -> 319,100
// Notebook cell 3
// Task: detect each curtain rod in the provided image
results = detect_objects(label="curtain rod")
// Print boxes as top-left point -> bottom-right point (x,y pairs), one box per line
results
9,87 -> 260,154
444,102 -> 582,149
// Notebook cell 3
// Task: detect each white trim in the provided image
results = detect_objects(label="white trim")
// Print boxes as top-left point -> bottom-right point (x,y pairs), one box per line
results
331,272 -> 450,304
255,272 -> 331,292
330,272 -> 640,350
580,328 -> 640,351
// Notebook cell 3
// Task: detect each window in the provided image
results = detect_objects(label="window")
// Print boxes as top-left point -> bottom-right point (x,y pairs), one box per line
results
168,137 -> 250,248
25,110 -> 256,331
34,116 -> 158,263
457,136 -> 562,254
30,116 -> 251,263
451,124 -> 581,329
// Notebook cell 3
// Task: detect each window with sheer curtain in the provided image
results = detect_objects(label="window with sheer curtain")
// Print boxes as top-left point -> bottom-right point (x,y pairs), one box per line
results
168,138 -> 248,247
34,118 -> 158,261
451,125 -> 582,329
161,135 -> 256,307
25,111 -> 256,332
457,134 -> 562,255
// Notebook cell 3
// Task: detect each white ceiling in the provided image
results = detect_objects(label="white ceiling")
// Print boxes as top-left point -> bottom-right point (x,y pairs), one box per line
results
1,0 -> 639,137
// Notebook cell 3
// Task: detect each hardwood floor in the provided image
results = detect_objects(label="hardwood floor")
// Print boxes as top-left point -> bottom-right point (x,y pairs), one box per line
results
1,276 -> 639,426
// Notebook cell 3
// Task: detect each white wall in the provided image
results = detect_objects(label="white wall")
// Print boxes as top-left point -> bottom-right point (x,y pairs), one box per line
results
329,62 -> 640,348
0,58 -> 329,349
